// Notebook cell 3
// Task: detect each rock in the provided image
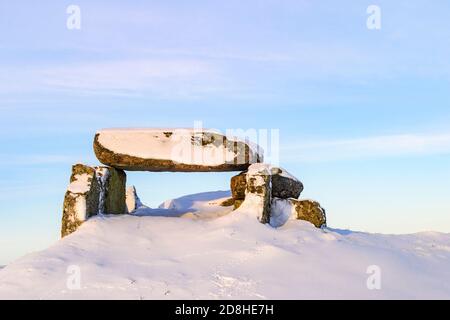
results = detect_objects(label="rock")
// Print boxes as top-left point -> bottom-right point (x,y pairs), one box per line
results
233,199 -> 244,210
291,199 -> 326,228
240,164 -> 272,223
61,164 -> 127,237
268,198 -> 326,228
61,164 -> 100,238
230,167 -> 302,205
94,128 -> 263,172
126,185 -> 143,213
230,171 -> 247,200
270,167 -> 303,199
220,198 -> 235,207
96,166 -> 127,214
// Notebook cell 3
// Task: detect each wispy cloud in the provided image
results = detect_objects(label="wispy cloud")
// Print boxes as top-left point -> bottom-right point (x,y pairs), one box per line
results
0,154 -> 96,166
0,59 -> 228,99
282,132 -> 450,162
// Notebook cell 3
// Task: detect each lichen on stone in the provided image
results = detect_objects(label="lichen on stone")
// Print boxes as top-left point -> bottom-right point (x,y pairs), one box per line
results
291,199 -> 327,228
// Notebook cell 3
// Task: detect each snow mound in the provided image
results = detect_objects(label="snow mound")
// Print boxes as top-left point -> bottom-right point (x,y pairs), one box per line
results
0,191 -> 449,299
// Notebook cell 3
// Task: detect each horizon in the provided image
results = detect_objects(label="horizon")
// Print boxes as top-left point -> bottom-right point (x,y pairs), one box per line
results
1,1 -> 450,266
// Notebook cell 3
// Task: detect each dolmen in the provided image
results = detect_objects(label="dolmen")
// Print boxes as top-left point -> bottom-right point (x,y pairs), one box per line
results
61,128 -> 326,237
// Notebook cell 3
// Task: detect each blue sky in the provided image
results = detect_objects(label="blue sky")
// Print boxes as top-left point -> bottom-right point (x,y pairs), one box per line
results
1,0 -> 450,265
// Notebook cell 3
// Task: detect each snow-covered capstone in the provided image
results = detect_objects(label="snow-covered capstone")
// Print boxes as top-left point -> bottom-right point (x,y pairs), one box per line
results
61,164 -> 127,237
93,128 -> 263,172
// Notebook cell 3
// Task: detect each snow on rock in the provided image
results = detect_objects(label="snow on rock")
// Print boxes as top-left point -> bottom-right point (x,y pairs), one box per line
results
96,166 -> 127,215
232,164 -> 319,229
126,186 -> 143,213
270,198 -> 326,228
269,198 -> 292,228
67,173 -> 92,194
237,164 -> 306,226
93,128 -> 263,172
61,164 -> 100,238
1,191 -> 449,299
240,164 -> 272,224
231,166 -> 303,207
61,164 -> 127,238
270,167 -> 303,199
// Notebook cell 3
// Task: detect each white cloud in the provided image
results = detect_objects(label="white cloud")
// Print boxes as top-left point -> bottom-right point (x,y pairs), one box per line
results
282,133 -> 450,162
0,154 -> 96,166
0,59 -> 227,99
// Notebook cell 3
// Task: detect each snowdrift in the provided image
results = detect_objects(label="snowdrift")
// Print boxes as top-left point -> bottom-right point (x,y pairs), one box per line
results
0,191 -> 449,299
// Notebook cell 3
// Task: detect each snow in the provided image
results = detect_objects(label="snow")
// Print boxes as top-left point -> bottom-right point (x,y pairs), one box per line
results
247,163 -> 271,175
0,191 -> 449,299
74,196 -> 87,222
126,186 -> 143,213
95,167 -> 110,214
67,173 -> 92,194
97,128 -> 260,165
276,168 -> 299,181
270,198 -> 292,228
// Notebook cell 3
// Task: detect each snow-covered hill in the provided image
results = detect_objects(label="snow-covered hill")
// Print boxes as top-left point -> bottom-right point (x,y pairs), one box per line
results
1,191 -> 449,299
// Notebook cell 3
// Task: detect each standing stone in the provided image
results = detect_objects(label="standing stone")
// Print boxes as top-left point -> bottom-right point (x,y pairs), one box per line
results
61,164 -> 100,238
230,171 -> 247,200
61,164 -> 127,237
291,199 -> 326,228
231,167 -> 302,202
126,185 -> 143,213
93,128 -> 263,172
230,171 -> 247,209
231,166 -> 302,211
96,166 -> 127,214
240,164 -> 272,224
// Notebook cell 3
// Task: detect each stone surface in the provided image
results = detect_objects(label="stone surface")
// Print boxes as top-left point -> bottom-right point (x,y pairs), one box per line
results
94,129 -> 263,172
230,171 -> 247,200
233,199 -> 244,210
230,167 -> 302,206
97,167 -> 127,214
61,164 -> 100,238
62,164 -> 127,237
291,199 -> 326,228
219,197 -> 235,207
241,164 -> 272,224
270,167 -> 303,199
126,185 -> 143,213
